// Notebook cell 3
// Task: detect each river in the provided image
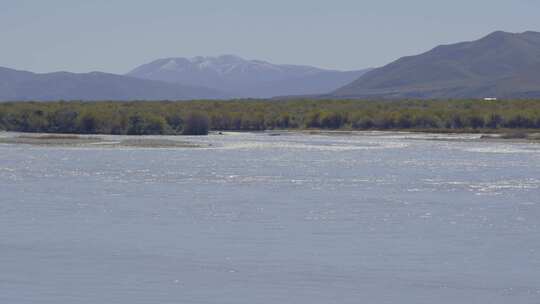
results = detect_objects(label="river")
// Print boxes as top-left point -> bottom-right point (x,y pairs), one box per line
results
1,131 -> 539,303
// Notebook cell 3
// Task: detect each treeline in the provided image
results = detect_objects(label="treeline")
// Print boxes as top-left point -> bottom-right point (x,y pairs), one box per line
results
1,99 -> 540,135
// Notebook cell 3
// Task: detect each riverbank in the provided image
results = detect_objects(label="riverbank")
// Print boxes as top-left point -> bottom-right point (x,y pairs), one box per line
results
0,133 -> 208,148
1,130 -> 539,148
268,129 -> 540,142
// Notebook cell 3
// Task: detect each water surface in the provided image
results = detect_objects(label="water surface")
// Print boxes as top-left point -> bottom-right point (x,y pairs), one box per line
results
1,132 -> 539,303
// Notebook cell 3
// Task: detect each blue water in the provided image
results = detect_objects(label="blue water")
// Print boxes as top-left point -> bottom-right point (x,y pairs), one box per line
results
1,132 -> 539,303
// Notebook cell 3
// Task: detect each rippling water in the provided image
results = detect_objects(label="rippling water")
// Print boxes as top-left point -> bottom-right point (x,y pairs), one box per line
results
1,132 -> 539,304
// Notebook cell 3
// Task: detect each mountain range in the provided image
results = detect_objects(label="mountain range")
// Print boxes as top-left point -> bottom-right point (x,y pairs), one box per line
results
126,55 -> 370,98
0,68 -> 227,101
0,56 -> 369,101
332,31 -> 540,99
1,30 -> 540,101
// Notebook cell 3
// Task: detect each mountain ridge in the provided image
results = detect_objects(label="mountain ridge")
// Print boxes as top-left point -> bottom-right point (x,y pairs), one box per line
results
0,67 -> 228,101
331,31 -> 540,99
127,55 -> 371,98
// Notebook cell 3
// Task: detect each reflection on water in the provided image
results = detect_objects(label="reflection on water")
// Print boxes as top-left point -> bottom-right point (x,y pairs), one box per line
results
1,132 -> 539,304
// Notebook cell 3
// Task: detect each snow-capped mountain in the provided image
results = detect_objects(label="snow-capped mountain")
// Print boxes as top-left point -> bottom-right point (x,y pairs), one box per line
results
127,55 -> 371,98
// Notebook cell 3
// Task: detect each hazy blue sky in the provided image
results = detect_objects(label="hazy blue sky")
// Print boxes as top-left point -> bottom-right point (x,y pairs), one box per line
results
1,0 -> 539,73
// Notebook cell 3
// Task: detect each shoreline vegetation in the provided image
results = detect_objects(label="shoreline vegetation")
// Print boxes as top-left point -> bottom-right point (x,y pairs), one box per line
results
0,100 -> 539,140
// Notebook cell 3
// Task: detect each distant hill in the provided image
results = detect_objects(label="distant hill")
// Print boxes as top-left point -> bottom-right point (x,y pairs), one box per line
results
332,31 -> 540,99
0,67 -> 227,101
127,55 -> 371,98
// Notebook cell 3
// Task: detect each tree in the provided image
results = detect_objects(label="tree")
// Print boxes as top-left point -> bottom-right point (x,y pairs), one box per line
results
486,114 -> 503,129
49,109 -> 78,133
166,113 -> 183,132
182,112 -> 209,135
78,113 -> 98,134
468,115 -> 485,129
319,112 -> 344,129
305,111 -> 321,128
127,113 -> 166,135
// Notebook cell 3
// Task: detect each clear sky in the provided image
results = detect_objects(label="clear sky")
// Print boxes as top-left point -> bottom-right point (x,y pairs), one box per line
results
1,0 -> 539,74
